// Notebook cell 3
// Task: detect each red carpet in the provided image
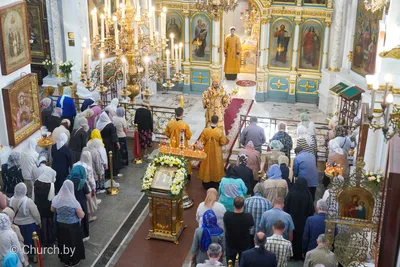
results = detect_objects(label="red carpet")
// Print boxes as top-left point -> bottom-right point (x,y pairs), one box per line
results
224,98 -> 244,136
236,80 -> 256,87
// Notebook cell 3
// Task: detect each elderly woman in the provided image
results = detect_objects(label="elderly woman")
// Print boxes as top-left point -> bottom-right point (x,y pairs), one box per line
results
229,154 -> 254,195
237,141 -> 261,180
84,131 -> 107,193
113,107 -> 129,167
43,86 -> 55,112
51,180 -> 85,266
265,140 -> 285,171
20,138 -> 39,197
105,98 -> 119,119
47,107 -> 63,133
270,122 -> 293,160
325,116 -> 338,147
87,103 -> 102,131
219,167 -> 248,212
0,214 -> 25,267
1,152 -> 24,198
278,155 -> 293,190
297,125 -> 317,157
33,155 -> 56,246
40,98 -> 52,128
10,183 -> 41,261
190,210 -> 225,265
325,139 -> 349,187
51,133 -> 72,193
51,119 -> 71,144
334,125 -> 352,155
56,87 -> 76,131
196,188 -> 226,229
69,117 -> 90,164
263,164 -> 288,203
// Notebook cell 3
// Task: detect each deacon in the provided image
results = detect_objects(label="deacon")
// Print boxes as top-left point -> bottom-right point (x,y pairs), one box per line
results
224,26 -> 242,80
199,115 -> 229,189
165,107 -> 193,178
202,74 -> 231,131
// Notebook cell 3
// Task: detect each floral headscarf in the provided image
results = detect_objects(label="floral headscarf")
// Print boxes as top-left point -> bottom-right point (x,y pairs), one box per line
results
7,152 -> 21,169
52,107 -> 63,118
0,213 -> 11,232
40,98 -> 52,111
335,125 -> 346,137
237,154 -> 249,165
200,210 -> 224,252
267,164 -> 282,180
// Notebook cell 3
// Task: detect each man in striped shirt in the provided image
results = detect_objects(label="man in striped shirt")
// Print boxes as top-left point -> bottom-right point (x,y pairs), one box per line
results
244,183 -> 272,248
265,220 -> 293,267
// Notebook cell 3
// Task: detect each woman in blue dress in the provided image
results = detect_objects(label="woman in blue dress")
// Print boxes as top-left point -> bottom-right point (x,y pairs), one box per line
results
51,133 -> 72,193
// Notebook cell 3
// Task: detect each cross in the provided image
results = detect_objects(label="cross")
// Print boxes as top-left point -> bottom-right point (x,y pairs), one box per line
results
303,80 -> 316,92
193,72 -> 207,83
271,78 -> 287,90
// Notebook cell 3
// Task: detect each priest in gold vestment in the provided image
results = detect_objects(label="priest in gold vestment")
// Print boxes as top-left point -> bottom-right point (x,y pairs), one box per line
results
198,115 -> 229,189
224,27 -> 242,80
202,74 -> 231,131
165,107 -> 193,176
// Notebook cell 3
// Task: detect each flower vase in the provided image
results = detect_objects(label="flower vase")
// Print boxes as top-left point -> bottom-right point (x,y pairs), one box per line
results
46,67 -> 53,78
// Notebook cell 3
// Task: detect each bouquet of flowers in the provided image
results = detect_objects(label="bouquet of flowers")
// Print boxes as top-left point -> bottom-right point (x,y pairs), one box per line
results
58,60 -> 74,83
365,169 -> 383,186
42,59 -> 55,75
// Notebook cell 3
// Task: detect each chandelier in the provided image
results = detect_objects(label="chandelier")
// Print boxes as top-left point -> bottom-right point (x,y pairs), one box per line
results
196,0 -> 238,20
364,0 -> 388,13
81,1 -> 184,102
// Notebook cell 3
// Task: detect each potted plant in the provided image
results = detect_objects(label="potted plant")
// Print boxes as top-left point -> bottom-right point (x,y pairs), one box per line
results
58,60 -> 74,85
42,59 -> 55,77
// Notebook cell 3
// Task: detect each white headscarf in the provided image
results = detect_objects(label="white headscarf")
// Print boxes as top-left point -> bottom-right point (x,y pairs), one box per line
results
7,152 -> 21,169
0,213 -> 11,232
60,87 -> 72,109
96,111 -> 112,131
74,151 -> 95,191
27,138 -> 39,159
328,139 -> 344,155
10,183 -> 28,216
51,180 -> 82,209
297,125 -> 313,146
56,132 -> 68,150
35,160 -> 56,201
110,98 -> 119,112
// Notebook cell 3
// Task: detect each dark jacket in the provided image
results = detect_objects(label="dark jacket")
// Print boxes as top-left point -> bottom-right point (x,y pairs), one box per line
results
239,247 -> 277,267
303,213 -> 326,253
228,164 -> 254,195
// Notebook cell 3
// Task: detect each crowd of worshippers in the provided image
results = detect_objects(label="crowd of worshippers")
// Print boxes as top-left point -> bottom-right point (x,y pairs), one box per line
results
190,113 -> 357,267
0,87 -> 153,267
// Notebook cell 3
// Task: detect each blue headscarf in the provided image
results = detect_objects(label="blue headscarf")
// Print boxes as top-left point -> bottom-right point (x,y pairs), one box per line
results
267,164 -> 282,180
200,210 -> 224,252
3,252 -> 19,267
67,165 -> 86,191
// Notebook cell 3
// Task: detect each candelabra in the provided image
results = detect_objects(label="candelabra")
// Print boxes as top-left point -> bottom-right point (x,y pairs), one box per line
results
364,0 -> 388,13
196,0 -> 238,20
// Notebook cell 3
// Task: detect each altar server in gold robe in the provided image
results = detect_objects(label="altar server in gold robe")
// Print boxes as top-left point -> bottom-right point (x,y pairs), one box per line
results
165,107 -> 193,177
199,115 -> 229,190
224,27 -> 242,80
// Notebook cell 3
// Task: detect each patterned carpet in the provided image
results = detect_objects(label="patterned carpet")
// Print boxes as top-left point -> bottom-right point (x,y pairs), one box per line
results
236,80 -> 256,87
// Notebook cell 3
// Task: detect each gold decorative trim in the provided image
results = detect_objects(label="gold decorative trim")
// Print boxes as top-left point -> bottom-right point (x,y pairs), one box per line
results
366,84 -> 400,94
293,50 -> 298,52
347,51 -> 353,62
379,45 -> 400,60
328,67 -> 340,72
323,52 -> 328,55
325,21 -> 332,28
260,18 -> 271,24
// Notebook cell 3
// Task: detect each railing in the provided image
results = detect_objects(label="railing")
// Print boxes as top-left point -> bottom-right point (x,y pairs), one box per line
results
51,96 -> 175,138
239,115 -> 329,161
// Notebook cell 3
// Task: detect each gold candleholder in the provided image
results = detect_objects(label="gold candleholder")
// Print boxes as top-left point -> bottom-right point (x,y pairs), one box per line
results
97,83 -> 109,93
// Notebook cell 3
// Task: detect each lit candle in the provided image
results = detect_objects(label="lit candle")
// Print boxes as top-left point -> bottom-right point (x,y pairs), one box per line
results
100,52 -> 105,83
166,49 -> 170,79
104,0 -> 108,15
100,14 -> 105,47
174,44 -> 179,73
91,8 -> 98,39
134,18 -> 139,45
121,3 -> 125,18
107,0 -> 111,17
122,57 -> 127,87
144,0 -> 148,12
137,1 -> 141,18
384,93 -> 394,129
144,56 -> 149,88
113,16 -> 119,48
148,0 -> 152,12
161,7 -> 167,39
116,0 -> 119,9
179,42 -> 183,71
87,49 -> 92,78
152,6 -> 156,32
148,11 -> 153,41
81,38 -> 87,72
170,33 -> 174,60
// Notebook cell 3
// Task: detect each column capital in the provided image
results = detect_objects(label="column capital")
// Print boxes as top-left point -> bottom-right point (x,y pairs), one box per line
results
260,17 -> 271,24
182,10 -> 190,18
294,19 -> 302,26
324,20 -> 332,28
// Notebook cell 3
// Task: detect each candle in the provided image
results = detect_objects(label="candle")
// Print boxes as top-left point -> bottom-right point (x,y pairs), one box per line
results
104,0 -> 108,15
137,1 -> 141,18
87,49 -> 92,78
100,52 -> 105,83
174,44 -> 179,73
121,3 -> 125,18
107,0 -> 111,17
166,49 -> 170,79
170,33 -> 174,60
122,57 -> 127,87
144,0 -> 148,12
152,6 -> 156,32
148,0 -> 152,12
161,7 -> 167,38
134,19 -> 139,45
91,8 -> 98,39
81,38 -> 87,72
179,42 -> 183,71
144,56 -> 149,88
148,11 -> 153,41
100,14 -> 105,47
113,16 -> 119,48
116,0 -> 119,9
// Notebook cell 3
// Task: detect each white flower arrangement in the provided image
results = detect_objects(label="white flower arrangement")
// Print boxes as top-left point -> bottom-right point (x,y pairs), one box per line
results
42,59 -> 55,67
142,155 -> 187,196
366,169 -> 384,186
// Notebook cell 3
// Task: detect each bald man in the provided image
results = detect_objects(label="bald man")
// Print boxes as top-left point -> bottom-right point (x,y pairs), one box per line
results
240,232 -> 277,267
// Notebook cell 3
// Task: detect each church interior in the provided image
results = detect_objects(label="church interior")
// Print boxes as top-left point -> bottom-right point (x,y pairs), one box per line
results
0,0 -> 399,266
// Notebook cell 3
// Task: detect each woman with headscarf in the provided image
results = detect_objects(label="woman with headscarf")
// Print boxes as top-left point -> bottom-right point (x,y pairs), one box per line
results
298,113 -> 317,156
296,125 -> 317,157
1,152 -> 24,198
73,108 -> 94,131
68,165 -> 91,239
190,210 -> 225,265
238,141 -> 261,180
113,107 -> 128,167
40,98 -> 52,128
334,125 -> 352,155
87,103 -> 102,131
9,183 -> 41,262
0,214 -> 25,267
56,87 -> 76,131
85,131 -> 107,192
20,138 -> 39,197
278,155 -> 293,190
325,116 -> 338,147
265,140 -> 285,171
219,167 -> 248,212
96,112 -> 121,179
284,178 -> 315,260
196,188 -> 226,229
134,98 -> 153,154
51,180 -> 86,266
229,154 -> 254,195
69,117 -> 90,164
263,164 -> 288,203
43,86 -> 55,112
33,155 -> 56,246
73,151 -> 98,222
47,107 -> 63,133
2,208 -> 28,266
326,139 -> 349,186
51,133 -> 72,193
51,119 -> 71,144
104,98 -> 119,120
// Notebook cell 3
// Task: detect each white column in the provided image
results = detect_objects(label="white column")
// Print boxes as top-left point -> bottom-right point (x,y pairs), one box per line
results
328,0 -> 345,71
265,22 -> 270,68
46,0 -> 65,73
341,0 -> 358,70
212,19 -> 220,65
364,128 -> 379,171
322,23 -> 330,69
184,15 -> 190,61
292,20 -> 301,70
258,21 -> 267,68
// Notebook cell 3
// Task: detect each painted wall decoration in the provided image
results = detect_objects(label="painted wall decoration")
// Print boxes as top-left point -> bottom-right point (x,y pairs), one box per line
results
296,79 -> 319,94
190,13 -> 211,62
0,2 -> 31,75
269,77 -> 289,92
303,0 -> 326,4
166,12 -> 183,45
191,69 -> 210,85
299,20 -> 323,71
351,0 -> 382,77
2,74 -> 41,146
272,0 -> 296,4
269,18 -> 293,69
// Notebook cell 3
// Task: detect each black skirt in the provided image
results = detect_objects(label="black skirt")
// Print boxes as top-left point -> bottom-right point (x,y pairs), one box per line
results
57,222 -> 85,265
119,137 -> 129,167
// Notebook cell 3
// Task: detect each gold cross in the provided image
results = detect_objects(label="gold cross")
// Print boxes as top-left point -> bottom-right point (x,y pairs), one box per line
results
303,80 -> 316,92
271,78 -> 287,90
193,72 -> 205,82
